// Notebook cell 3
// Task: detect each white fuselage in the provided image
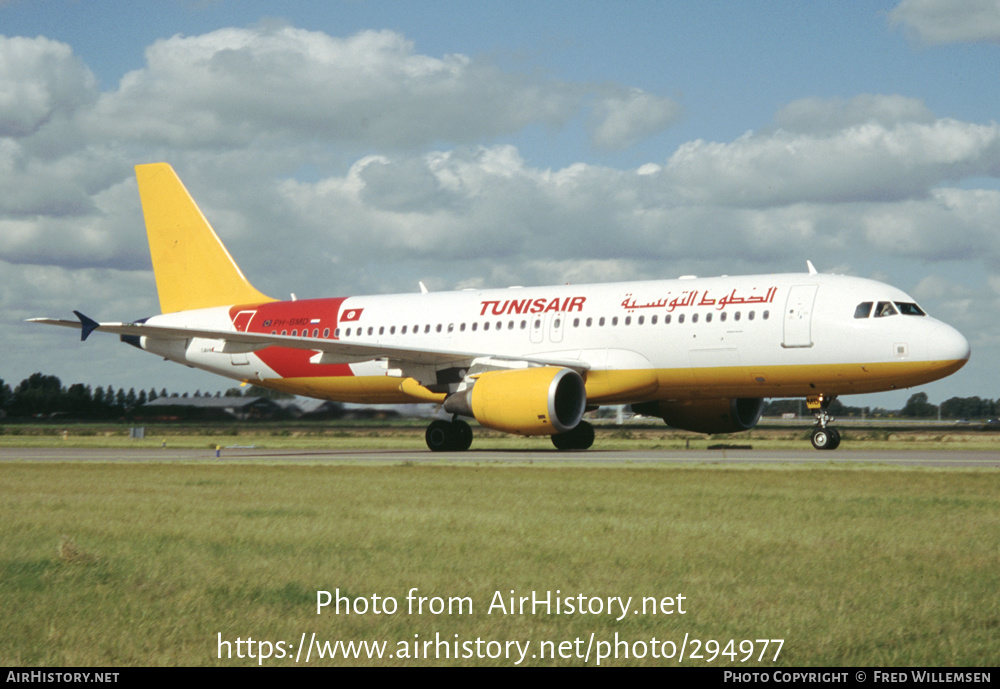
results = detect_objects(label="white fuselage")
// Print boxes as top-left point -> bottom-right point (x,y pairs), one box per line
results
141,272 -> 969,405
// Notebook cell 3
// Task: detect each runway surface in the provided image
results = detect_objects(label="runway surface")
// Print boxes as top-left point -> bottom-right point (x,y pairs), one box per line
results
2,446 -> 997,468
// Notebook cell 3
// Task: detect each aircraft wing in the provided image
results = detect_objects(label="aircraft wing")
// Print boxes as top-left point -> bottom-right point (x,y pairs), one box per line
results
28,313 -> 590,372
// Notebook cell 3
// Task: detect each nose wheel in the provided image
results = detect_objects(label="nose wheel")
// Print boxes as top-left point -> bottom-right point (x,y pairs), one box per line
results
810,426 -> 841,450
807,395 -> 841,451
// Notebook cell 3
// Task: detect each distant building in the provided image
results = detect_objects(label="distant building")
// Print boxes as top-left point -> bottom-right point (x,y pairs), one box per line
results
135,396 -> 289,421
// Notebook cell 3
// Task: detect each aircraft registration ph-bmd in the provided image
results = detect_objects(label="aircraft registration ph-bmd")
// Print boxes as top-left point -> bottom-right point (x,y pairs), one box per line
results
32,163 -> 970,451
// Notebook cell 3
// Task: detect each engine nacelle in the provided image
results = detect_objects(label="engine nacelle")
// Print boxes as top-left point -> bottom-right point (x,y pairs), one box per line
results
444,367 -> 587,436
633,397 -> 764,434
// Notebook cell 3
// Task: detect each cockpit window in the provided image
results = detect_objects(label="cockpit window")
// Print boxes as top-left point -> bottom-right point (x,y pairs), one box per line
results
875,301 -> 898,317
895,302 -> 926,316
854,302 -> 873,319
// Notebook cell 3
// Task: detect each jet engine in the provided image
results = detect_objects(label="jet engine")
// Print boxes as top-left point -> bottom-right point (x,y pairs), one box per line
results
632,397 -> 764,434
444,366 -> 587,436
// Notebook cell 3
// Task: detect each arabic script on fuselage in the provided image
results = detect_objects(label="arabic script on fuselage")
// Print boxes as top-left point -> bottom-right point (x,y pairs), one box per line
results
620,287 -> 777,312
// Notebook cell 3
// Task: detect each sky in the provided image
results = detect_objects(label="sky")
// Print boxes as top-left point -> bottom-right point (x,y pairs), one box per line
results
2,0 -> 998,409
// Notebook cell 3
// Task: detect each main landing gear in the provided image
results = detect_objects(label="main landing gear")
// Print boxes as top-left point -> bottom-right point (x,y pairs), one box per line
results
425,418 -> 473,452
424,418 -> 596,452
551,421 -> 595,450
807,394 -> 841,451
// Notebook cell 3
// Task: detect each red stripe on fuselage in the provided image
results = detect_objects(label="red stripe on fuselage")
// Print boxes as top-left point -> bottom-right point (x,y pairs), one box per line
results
228,298 -> 355,378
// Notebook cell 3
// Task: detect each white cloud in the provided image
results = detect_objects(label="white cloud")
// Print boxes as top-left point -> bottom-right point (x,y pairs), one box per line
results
774,95 -> 935,134
890,0 -> 1000,44
590,89 -> 683,150
0,35 -> 96,137
84,25 -> 584,150
661,116 -> 1000,207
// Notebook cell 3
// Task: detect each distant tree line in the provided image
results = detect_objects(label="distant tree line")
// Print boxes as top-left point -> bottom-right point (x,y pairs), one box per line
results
1,371 -> 995,421
0,372 -> 289,420
741,393 -> 996,421
898,392 -> 996,420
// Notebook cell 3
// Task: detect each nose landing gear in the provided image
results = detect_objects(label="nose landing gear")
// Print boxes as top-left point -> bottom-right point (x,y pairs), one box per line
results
807,395 -> 841,450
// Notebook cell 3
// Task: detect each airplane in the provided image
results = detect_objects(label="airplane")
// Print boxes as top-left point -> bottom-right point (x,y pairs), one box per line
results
31,163 -> 971,451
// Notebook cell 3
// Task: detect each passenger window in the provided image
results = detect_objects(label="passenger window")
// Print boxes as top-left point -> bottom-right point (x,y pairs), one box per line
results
875,302 -> 897,318
854,302 -> 873,319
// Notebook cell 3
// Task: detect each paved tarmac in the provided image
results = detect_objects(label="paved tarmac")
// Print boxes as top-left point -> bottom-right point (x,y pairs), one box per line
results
2,446 -> 997,468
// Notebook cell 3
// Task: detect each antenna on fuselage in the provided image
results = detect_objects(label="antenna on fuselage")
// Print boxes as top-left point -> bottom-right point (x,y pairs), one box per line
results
806,260 -> 817,275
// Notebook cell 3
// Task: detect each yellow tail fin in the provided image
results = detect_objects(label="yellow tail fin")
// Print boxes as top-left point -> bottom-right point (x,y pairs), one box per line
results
135,163 -> 275,313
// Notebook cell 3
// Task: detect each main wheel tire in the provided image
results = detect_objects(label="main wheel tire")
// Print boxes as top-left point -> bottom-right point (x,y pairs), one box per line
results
452,419 -> 473,451
426,420 -> 454,452
551,421 -> 595,450
425,419 -> 474,452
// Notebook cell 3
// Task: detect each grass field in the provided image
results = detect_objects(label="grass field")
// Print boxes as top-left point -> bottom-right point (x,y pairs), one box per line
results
2,453 -> 997,666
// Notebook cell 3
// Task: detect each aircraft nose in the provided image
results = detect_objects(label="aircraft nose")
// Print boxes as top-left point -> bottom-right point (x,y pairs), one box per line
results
929,323 -> 971,365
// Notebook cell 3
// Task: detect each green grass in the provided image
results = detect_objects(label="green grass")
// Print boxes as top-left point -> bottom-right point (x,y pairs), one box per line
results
1,461 -> 997,666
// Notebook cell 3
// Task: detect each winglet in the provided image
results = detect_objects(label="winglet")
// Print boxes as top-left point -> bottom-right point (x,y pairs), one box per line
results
806,260 -> 818,275
73,311 -> 100,341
